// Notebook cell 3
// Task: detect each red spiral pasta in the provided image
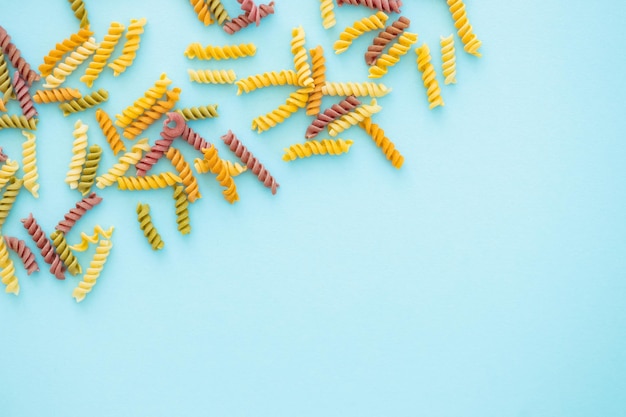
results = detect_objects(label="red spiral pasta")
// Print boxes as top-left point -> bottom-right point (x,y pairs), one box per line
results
4,236 -> 39,275
12,72 -> 37,119
0,26 -> 40,85
365,16 -> 410,65
164,112 -> 211,152
305,96 -> 361,139
221,130 -> 279,195
0,147 -> 7,162
21,213 -> 66,280
336,0 -> 402,13
224,1 -> 275,35
55,192 -> 103,234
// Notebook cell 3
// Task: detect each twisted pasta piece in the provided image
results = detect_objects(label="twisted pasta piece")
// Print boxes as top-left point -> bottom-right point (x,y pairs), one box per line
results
207,0 -> 230,25
59,89 -> 108,116
0,51 -> 12,111
0,25 -> 40,85
135,133 -> 178,177
223,2 -> 275,35
172,185 -> 191,235
188,69 -> 236,84
56,192 -> 103,234
166,147 -> 201,203
4,236 -> 39,275
77,144 -> 102,196
0,160 -> 19,190
235,70 -> 299,95
336,0 -> 402,13
291,27 -> 313,87
195,158 -> 247,177
334,12 -> 388,54
189,0 -> 214,26
96,138 -> 150,189
50,230 -> 81,276
306,96 -> 361,139
365,16 -> 410,65
0,178 -> 23,230
33,88 -> 81,104
320,0 -> 336,29
181,122 -> 211,151
237,0 -> 260,25
307,46 -> 326,116
174,105 -> 219,120
447,0 -> 482,57
108,18 -> 147,76
72,238 -> 112,302
0,114 -> 38,131
416,43 -> 444,109
359,117 -> 403,168
440,34 -> 457,84
43,37 -> 98,88
283,139 -> 354,161
80,22 -> 125,87
39,27 -> 93,77
117,172 -> 181,191
322,81 -> 391,97
68,225 -> 114,252
328,99 -> 382,136
95,109 -> 125,155
368,31 -> 418,78
136,203 -> 164,250
12,73 -> 37,119
251,86 -> 311,133
67,0 -> 89,28
200,146 -> 239,203
0,148 -> 6,162
184,43 -> 256,60
21,131 -> 39,198
221,130 -> 279,194
123,88 -> 181,140
21,213 -> 66,280
66,120 -> 88,189
116,73 -> 171,128
0,235 -> 19,295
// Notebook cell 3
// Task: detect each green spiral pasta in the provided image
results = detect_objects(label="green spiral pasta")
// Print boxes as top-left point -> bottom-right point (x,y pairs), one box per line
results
174,105 -> 219,120
50,230 -> 82,276
172,185 -> 191,235
0,177 -> 24,230
136,203 -> 164,251
0,114 -> 38,131
207,0 -> 230,25
67,0 -> 89,28
77,144 -> 102,196
59,89 -> 109,116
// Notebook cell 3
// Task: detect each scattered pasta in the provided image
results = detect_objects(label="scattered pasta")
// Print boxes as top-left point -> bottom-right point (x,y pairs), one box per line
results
33,88 -> 82,104
66,120 -> 89,190
116,73 -> 171,128
136,203 -> 164,250
235,70 -> 300,95
4,236 -> 39,275
59,89 -> 109,116
334,11 -> 388,54
0,234 -> 19,295
69,225 -> 114,252
72,239 -> 113,302
166,147 -> 201,203
96,138 -> 151,189
175,105 -> 219,120
172,185 -> 191,235
368,31 -> 418,78
21,131 -> 39,198
0,178 -> 24,230
440,34 -> 457,84
446,0 -> 482,57
416,43 -> 444,109
188,69 -> 237,84
95,109 -> 126,155
319,0 -> 336,29
322,81 -> 391,97
359,117 -> 404,168
0,114 -> 38,130
50,230 -> 82,276
108,17 -> 147,76
327,99 -> 383,136
184,43 -> 256,60
282,139 -> 354,161
307,46 -> 326,116
81,22 -> 125,87
77,144 -> 102,196
117,172 -> 182,191
43,37 -> 98,88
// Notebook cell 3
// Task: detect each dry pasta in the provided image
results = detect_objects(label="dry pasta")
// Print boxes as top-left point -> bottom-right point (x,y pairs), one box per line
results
67,0 -> 90,28
43,37 -> 98,88
223,1 -> 275,34
319,0 -> 336,29
50,230 -> 82,276
21,131 -> 39,198
72,238 -> 113,303
172,184 -> 191,235
59,89 -> 109,116
440,34 -> 457,84
307,46 -> 326,116
446,0 -> 482,57
207,0 -> 230,25
188,68 -> 237,84
322,81 -> 391,97
0,25 -> 40,85
282,139 -> 354,161
39,26 -> 93,77
327,99 -> 382,136
306,95 -> 361,139
56,193 -> 103,234
80,22 -> 125,87
0,159 -> 19,190
200,146 -> 239,204
0,234 -> 19,295
174,105 -> 219,120
69,225 -> 114,252
95,109 -> 126,155
194,157 -> 247,177
416,43 -> 444,109
0,114 -> 38,130
0,178 -> 23,230
235,70 -> 299,95
368,31 -> 418,78
96,138 -> 150,189
365,16 -> 410,65
291,26 -> 313,87
251,86 -> 311,133
66,120 -> 89,190
4,236 -> 39,275
0,51 -> 12,112
166,147 -> 201,203
13,72 -> 37,119
117,172 -> 181,191
336,0 -> 401,13
359,117 -> 404,168
108,18 -> 147,76
115,73 -> 171,127
334,11 -> 388,54
123,88 -> 181,140
33,88 -> 82,104
184,43 -> 256,60
77,144 -> 102,196
21,213 -> 66,280
136,203 -> 164,250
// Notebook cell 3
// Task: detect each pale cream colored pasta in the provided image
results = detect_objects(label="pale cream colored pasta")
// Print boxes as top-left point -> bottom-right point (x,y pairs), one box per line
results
65,120 -> 89,190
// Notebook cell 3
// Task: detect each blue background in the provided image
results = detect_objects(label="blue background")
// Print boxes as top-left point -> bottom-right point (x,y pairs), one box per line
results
1,1 -> 625,416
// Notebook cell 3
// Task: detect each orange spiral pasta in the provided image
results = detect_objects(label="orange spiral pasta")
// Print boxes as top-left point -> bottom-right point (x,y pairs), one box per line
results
165,146 -> 201,203
359,117 -> 403,168
33,88 -> 82,104
117,172 -> 181,191
95,109 -> 126,155
123,88 -> 181,140
200,146 -> 239,204
189,0 -> 214,26
306,46 -> 326,116
43,37 -> 98,88
39,26 -> 93,77
446,0 -> 482,57
282,139 -> 354,161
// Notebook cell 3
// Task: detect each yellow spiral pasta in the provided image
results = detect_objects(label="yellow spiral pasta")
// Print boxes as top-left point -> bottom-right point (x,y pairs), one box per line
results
67,0 -> 89,28
307,46 -> 326,116
174,105 -> 219,120
39,26 -> 93,77
77,144 -> 102,196
0,115 -> 38,131
0,51 -> 12,112
416,43 -> 444,109
447,0 -> 482,57
282,138 -> 354,161
359,117 -> 404,169
21,131 -> 39,198
0,159 -> 19,190
251,86 -> 311,133
95,109 -> 125,155
50,230 -> 82,276
235,70 -> 300,95
72,238 -> 112,302
43,37 -> 98,88
334,11 -> 388,54
172,184 -> 191,235
440,34 -> 457,85
0,234 -> 19,295
291,26 -> 313,87
33,88 -> 82,103
189,0 -> 214,26
166,146 -> 201,203
69,225 -> 114,252
207,0 -> 230,25
183,43 -> 256,60
96,138 -> 150,189
123,88 -> 181,140
328,99 -> 382,137
108,17 -> 147,76
80,22 -> 125,88
0,178 -> 23,230
319,0 -> 336,29
136,203 -> 164,251
195,158 -> 247,177
188,68 -> 236,84
115,73 -> 171,128
117,172 -> 181,191
368,31 -> 418,79
200,146 -> 239,204
59,89 -> 109,116
321,81 -> 391,98
66,120 -> 89,189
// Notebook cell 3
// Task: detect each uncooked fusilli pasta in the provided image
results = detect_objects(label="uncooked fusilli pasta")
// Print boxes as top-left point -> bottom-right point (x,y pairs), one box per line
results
0,51 -> 12,112
446,0 -> 482,57
33,88 -> 82,104
184,43 -> 256,60
0,114 -> 38,131
108,18 -> 147,76
307,46 -> 326,116
0,160 -> 19,191
291,27 -> 313,88
334,12 -> 388,54
116,73 -> 171,128
172,185 -> 191,235
223,1 -> 275,35
235,70 -> 299,95
336,0 -> 402,13
322,81 -> 391,97
0,178 -> 24,230
72,239 -> 113,303
59,89 -> 109,116
69,225 -> 114,252
95,109 -> 125,155
200,146 -> 239,203
21,131 -> 39,198
39,26 -> 93,77
96,138 -> 150,189
440,34 -> 457,84
319,0 -> 336,29
13,72 -> 37,119
67,0 -> 90,28
56,192 -> 103,234
251,87 -> 311,133
136,203 -> 164,250
282,139 -> 354,161
0,234 -> 19,295
21,213 -> 66,280
4,236 -> 39,275
368,31 -> 417,78
365,16 -> 410,65
166,147 -> 201,203
0,25 -> 40,85
66,120 -> 89,189
359,117 -> 404,168
188,69 -> 236,84
416,43 -> 444,109
77,144 -> 102,196
327,99 -> 382,137
305,95 -> 361,139
123,88 -> 181,140
43,37 -> 98,88
80,22 -> 125,87
50,230 -> 82,276
207,0 -> 230,25
189,0 -> 214,26
174,105 -> 219,120
117,172 -> 181,191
